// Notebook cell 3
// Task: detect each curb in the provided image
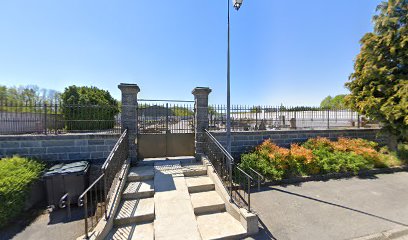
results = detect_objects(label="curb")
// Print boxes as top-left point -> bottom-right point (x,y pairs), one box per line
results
263,165 -> 408,186
352,227 -> 408,240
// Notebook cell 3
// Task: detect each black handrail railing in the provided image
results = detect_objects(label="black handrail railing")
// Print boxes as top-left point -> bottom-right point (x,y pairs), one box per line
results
78,129 -> 128,239
248,167 -> 264,191
204,129 -> 253,212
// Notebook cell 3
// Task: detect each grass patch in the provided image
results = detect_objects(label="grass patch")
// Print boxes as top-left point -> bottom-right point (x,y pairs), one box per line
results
239,137 -> 407,181
0,156 -> 45,228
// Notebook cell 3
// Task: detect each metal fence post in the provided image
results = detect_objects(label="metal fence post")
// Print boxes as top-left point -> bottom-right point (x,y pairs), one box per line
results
84,194 -> 89,239
255,107 -> 258,130
327,109 -> 330,129
166,103 -> 169,133
44,103 -> 48,135
247,177 -> 251,212
357,113 -> 361,128
230,162 -> 233,203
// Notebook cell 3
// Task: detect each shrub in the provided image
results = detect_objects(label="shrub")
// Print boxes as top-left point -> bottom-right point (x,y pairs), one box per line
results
0,156 -> 45,228
239,137 -> 406,181
61,86 -> 119,130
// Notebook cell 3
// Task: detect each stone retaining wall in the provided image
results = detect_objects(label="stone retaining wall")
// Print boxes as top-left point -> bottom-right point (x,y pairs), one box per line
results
0,133 -> 120,162
211,128 -> 385,159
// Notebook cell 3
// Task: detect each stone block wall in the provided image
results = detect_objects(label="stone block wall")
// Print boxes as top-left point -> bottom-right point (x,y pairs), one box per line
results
211,128 -> 384,159
0,133 -> 120,162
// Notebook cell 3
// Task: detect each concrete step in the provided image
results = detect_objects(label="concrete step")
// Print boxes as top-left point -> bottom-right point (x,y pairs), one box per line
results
114,198 -> 155,226
105,222 -> 154,240
190,191 -> 226,215
137,156 -> 196,167
197,212 -> 247,240
127,166 -> 154,182
186,176 -> 215,193
122,180 -> 154,200
182,164 -> 207,177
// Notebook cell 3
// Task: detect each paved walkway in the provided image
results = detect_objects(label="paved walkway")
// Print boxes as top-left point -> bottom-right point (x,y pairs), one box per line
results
1,207 -> 83,240
153,161 -> 201,240
250,172 -> 408,240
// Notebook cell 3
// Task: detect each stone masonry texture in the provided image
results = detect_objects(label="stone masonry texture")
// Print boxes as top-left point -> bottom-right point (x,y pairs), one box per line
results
0,133 -> 120,162
192,87 -> 212,155
118,83 -> 140,163
211,128 -> 384,159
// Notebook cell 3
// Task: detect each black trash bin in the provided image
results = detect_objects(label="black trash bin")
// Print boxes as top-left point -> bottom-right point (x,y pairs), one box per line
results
43,161 -> 89,207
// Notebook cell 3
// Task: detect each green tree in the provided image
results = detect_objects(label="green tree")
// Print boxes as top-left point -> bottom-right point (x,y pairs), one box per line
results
320,96 -> 333,109
345,0 -> 408,142
320,94 -> 347,109
61,86 -> 119,130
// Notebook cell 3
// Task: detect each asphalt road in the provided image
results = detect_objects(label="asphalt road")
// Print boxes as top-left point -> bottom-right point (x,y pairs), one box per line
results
248,172 -> 408,240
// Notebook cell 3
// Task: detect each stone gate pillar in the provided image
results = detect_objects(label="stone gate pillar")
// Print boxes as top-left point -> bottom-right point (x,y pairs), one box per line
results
118,83 -> 140,163
192,87 -> 212,156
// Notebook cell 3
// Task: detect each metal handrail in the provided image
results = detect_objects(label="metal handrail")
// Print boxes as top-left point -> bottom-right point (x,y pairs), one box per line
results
78,129 -> 129,239
204,129 -> 234,162
204,129 -> 253,212
101,129 -> 127,170
248,167 -> 264,191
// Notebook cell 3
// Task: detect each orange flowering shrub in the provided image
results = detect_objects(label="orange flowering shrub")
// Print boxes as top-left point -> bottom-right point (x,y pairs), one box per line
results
256,139 -> 290,162
303,137 -> 334,150
332,138 -> 382,167
239,137 -> 404,181
290,144 -> 314,163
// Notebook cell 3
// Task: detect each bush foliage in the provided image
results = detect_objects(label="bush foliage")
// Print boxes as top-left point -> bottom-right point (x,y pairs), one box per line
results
61,86 -> 119,130
0,156 -> 45,228
345,0 -> 408,141
240,137 -> 406,180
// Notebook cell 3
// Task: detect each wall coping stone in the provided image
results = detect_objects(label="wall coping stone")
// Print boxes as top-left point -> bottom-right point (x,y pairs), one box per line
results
0,133 -> 120,141
210,128 -> 381,135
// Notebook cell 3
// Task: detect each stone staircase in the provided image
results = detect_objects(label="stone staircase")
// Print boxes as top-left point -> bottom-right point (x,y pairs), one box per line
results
105,157 -> 251,240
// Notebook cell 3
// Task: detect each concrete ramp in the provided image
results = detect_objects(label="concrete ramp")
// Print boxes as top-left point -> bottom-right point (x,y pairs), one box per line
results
153,161 -> 201,240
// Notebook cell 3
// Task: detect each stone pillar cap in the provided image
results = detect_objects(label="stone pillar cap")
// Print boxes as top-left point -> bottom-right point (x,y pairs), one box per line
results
118,83 -> 140,93
192,87 -> 212,95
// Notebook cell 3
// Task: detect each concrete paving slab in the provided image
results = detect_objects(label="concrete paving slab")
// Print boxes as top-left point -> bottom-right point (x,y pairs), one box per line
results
191,191 -> 225,215
122,180 -> 154,199
106,222 -> 154,240
186,175 -> 215,193
182,163 -> 207,177
153,161 -> 201,240
250,172 -> 408,240
138,156 -> 196,166
197,212 -> 247,240
127,166 -> 154,182
114,198 -> 155,226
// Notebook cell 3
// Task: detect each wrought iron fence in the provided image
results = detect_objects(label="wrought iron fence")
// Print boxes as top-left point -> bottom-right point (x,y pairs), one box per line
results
78,129 -> 129,239
209,105 -> 379,131
0,100 -> 121,135
137,99 -> 195,134
203,129 -> 254,212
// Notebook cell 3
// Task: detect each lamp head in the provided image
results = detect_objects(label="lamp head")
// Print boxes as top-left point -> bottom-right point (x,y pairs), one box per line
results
233,0 -> 243,10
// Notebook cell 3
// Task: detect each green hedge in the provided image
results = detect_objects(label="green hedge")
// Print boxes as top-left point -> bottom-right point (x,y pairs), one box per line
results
0,156 -> 45,228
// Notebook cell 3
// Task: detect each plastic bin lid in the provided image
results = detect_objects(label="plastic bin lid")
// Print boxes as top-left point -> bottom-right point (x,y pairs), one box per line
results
44,161 -> 89,177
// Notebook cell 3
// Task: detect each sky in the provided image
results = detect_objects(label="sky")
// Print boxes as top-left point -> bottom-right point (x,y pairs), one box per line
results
0,0 -> 383,106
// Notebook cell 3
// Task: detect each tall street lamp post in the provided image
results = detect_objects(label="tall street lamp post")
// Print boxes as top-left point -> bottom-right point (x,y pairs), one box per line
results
226,0 -> 243,154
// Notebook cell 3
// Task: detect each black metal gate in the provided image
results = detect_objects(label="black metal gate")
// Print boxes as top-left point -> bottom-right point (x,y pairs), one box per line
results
137,99 -> 195,159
